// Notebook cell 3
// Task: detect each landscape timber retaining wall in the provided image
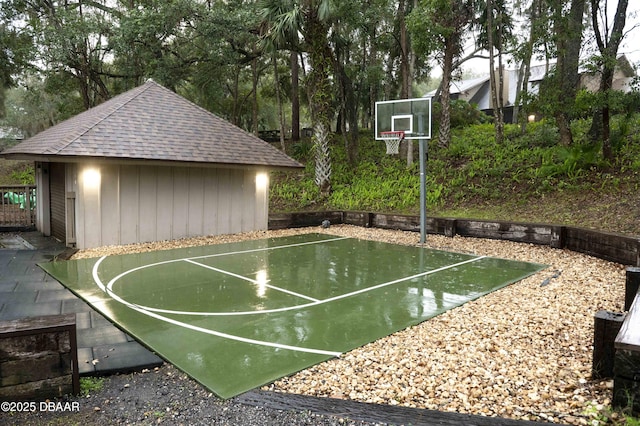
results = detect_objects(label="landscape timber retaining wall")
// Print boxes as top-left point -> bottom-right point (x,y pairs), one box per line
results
268,211 -> 640,266
0,314 -> 80,400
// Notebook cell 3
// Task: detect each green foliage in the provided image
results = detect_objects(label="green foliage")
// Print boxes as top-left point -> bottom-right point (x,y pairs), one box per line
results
290,140 -> 314,162
271,113 -> 640,217
518,120 -> 559,148
10,165 -> 34,184
80,377 -> 104,397
582,399 -> 640,426
536,143 -> 602,181
2,80 -> 83,138
0,20 -> 34,110
407,0 -> 475,58
432,100 -> 489,130
474,0 -> 514,52
329,159 -> 428,212
574,89 -> 638,119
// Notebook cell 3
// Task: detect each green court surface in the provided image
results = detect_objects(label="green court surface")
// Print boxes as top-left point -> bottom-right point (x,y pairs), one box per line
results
40,234 -> 545,399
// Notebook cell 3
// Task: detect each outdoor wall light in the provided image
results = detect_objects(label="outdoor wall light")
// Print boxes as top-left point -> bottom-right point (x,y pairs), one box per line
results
528,114 -> 536,123
256,172 -> 269,191
82,167 -> 101,190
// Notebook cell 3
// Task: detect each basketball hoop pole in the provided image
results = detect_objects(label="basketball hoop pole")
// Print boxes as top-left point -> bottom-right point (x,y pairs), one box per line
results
419,138 -> 427,244
374,97 -> 431,243
418,138 -> 427,244
417,115 -> 427,244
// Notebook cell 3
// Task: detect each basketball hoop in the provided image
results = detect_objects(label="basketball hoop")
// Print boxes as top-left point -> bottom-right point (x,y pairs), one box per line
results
380,131 -> 404,155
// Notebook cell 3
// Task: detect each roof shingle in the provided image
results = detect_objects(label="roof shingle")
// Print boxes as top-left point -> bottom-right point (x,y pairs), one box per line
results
1,80 -> 303,169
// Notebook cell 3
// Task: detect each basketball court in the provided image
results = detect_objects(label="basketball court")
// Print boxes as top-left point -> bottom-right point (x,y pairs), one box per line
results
40,233 -> 545,399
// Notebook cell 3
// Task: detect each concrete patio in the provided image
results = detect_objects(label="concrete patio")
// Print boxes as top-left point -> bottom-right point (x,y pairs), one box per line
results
0,232 -> 162,375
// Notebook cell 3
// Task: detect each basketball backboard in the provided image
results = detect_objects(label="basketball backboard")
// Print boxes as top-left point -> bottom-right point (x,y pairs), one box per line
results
375,97 -> 432,140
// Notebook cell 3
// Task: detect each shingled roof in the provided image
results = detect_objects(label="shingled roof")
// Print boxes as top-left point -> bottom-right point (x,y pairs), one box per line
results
0,80 -> 303,169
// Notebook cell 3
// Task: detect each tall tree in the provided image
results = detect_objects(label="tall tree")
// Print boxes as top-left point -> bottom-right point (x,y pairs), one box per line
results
588,0 -> 629,161
261,0 -> 337,194
512,0 -> 545,130
477,0 -> 513,144
543,0 -> 587,146
290,51 -> 301,142
397,0 -> 416,165
5,0 -> 117,109
114,0 -> 218,91
408,0 -> 475,148
0,23 -> 33,117
331,0 -> 387,165
3,77 -> 84,137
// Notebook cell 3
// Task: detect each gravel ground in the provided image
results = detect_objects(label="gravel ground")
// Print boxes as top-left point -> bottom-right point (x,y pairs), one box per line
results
8,225 -> 629,425
8,364 -> 381,425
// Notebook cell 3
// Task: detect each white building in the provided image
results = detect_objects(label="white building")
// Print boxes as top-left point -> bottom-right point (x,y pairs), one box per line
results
0,80 -> 302,249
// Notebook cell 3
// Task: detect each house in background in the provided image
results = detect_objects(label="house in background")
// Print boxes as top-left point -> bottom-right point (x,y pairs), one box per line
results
0,80 -> 303,249
427,55 -> 637,122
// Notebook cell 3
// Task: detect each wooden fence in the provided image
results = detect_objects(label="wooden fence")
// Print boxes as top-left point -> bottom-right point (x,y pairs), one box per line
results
269,211 -> 640,266
0,185 -> 37,230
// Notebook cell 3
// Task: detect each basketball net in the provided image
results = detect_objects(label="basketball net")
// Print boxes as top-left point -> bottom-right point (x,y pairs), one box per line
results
380,131 -> 404,155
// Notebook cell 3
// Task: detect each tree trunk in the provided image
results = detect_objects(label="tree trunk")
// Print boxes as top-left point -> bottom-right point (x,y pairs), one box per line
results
368,12 -> 377,131
438,37 -> 455,148
588,0 -> 628,161
514,0 -> 539,130
398,0 -> 414,166
399,0 -> 410,100
252,57 -> 259,136
487,0 -> 504,145
336,58 -> 359,165
306,17 -> 334,194
273,53 -> 286,152
314,121 -> 332,193
291,51 -> 300,142
552,0 -> 586,146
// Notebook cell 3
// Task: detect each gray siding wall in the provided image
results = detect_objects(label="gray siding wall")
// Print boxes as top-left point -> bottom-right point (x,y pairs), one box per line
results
74,164 -> 268,249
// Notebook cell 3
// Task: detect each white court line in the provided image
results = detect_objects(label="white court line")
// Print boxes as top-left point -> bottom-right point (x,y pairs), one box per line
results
91,236 -> 348,296
184,259 -> 320,302
126,255 -> 487,316
93,237 -> 349,291
89,238 -> 486,357
183,259 -> 263,284
186,236 -> 350,262
91,256 -> 341,357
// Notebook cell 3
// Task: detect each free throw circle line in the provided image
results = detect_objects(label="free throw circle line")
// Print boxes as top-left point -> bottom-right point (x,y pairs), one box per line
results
91,256 -> 342,357
186,236 -> 350,262
114,255 -> 488,316
92,235 -> 349,294
184,259 -> 319,302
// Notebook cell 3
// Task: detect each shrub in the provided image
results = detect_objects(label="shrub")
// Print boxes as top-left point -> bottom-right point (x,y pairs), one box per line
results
432,100 -> 490,131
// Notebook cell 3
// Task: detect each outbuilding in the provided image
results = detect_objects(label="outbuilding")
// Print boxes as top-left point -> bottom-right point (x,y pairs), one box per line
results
1,80 -> 303,249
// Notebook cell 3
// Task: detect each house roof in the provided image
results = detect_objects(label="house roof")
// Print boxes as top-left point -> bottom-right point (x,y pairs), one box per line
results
424,76 -> 490,98
0,80 -> 303,170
